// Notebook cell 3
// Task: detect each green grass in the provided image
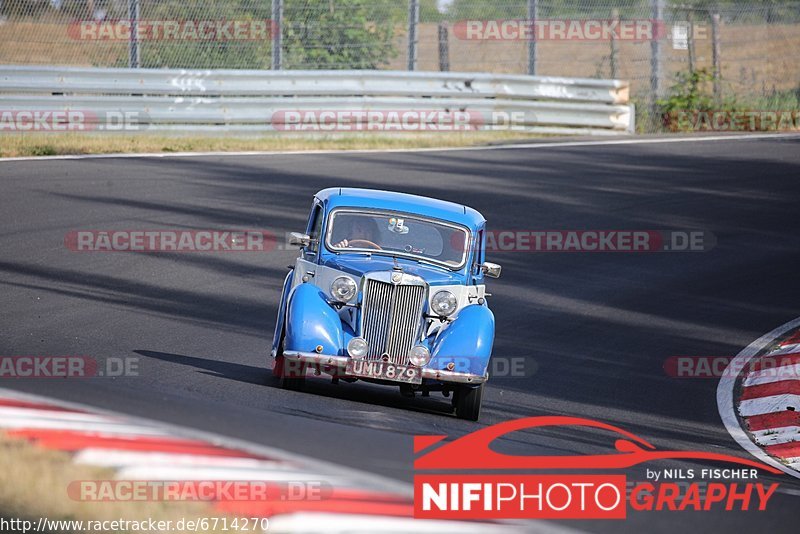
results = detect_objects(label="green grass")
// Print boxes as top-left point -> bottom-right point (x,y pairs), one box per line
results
0,131 -> 552,158
0,434 -> 232,534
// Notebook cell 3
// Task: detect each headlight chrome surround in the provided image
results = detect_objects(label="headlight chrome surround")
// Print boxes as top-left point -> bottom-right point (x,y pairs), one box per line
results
330,276 -> 357,303
347,337 -> 369,359
431,290 -> 458,317
408,345 -> 431,367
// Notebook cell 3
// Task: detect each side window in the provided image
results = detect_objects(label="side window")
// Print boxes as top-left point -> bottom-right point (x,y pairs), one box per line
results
307,204 -> 324,253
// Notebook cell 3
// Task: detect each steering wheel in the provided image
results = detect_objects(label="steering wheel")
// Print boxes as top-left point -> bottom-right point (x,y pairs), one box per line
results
348,239 -> 383,250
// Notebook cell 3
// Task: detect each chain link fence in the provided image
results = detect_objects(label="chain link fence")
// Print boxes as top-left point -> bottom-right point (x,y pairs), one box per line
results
1,0 -> 798,131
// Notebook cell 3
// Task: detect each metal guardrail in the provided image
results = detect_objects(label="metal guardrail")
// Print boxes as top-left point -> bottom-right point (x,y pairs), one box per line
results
0,66 -> 635,134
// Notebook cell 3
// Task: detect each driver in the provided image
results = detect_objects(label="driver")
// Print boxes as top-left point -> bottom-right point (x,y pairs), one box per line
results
333,216 -> 380,248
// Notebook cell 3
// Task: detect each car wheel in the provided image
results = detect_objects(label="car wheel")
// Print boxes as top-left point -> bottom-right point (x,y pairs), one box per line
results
275,337 -> 306,391
280,365 -> 306,391
454,383 -> 484,421
270,326 -> 285,378
277,355 -> 306,391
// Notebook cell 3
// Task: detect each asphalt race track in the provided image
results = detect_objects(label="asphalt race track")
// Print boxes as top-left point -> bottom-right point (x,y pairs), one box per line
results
2,135 -> 800,532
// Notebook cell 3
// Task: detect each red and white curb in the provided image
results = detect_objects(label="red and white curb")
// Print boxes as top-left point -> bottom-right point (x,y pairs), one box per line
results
0,389 -> 524,533
0,388 -> 539,533
718,318 -> 800,479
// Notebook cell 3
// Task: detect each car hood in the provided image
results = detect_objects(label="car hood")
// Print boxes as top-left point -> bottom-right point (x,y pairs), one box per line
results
322,254 -> 466,286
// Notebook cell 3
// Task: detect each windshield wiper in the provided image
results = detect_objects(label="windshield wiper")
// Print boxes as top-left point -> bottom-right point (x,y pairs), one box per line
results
414,257 -> 454,272
336,250 -> 372,257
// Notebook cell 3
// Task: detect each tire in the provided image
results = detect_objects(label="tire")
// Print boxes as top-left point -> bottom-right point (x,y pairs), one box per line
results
277,355 -> 306,391
270,325 -> 286,378
454,383 -> 484,421
273,335 -> 306,391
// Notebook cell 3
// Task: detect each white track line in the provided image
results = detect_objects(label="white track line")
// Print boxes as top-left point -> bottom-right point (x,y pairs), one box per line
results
116,465 -> 347,485
0,417 -> 169,435
266,513 -> 535,534
751,426 -> 800,446
744,363 -> 800,386
74,449 -> 289,469
738,394 -> 800,417
717,316 -> 800,479
1,133 -> 799,163
0,406 -> 123,423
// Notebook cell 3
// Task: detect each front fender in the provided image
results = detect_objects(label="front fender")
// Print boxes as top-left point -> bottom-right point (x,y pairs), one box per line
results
284,283 -> 344,355
430,305 -> 495,377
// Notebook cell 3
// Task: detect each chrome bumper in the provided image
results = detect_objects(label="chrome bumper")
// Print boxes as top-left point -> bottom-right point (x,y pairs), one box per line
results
282,350 -> 487,385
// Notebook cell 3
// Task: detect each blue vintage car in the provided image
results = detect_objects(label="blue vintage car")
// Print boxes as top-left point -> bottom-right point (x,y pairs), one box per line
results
270,188 -> 501,420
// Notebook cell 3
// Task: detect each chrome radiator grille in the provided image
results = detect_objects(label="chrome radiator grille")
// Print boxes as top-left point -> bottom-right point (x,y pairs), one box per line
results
360,279 -> 426,365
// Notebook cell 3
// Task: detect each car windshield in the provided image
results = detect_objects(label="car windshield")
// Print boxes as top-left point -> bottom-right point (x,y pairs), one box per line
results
326,210 -> 469,269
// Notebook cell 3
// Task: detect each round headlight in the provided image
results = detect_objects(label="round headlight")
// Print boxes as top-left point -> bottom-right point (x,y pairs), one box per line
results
347,337 -> 369,359
431,290 -> 457,317
330,276 -> 357,302
408,345 -> 431,367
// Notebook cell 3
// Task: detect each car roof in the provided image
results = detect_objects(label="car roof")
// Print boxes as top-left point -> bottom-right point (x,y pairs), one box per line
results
315,188 -> 486,229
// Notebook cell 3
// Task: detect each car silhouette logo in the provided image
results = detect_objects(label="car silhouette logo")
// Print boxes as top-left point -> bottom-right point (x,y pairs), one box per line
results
414,416 -> 782,473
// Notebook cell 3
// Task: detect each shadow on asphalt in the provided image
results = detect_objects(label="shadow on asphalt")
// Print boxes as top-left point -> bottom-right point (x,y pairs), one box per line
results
2,139 -> 800,460
134,349 -> 457,419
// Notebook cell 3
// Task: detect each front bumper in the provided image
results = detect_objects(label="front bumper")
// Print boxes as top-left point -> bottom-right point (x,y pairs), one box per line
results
282,350 -> 487,385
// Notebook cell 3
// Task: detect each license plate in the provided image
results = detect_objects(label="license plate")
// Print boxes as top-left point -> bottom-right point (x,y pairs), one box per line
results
346,359 -> 422,385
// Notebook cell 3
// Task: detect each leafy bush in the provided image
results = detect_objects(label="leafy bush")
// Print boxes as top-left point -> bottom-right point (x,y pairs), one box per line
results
655,69 -> 726,131
282,0 -> 400,70
657,69 -> 718,116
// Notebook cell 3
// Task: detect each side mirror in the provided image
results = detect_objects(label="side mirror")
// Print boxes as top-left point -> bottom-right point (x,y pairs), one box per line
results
481,262 -> 502,279
289,232 -> 311,248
